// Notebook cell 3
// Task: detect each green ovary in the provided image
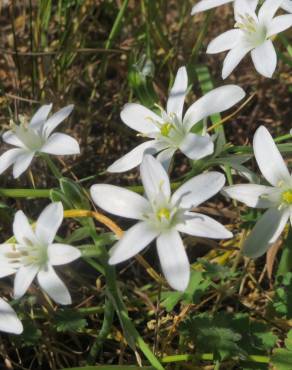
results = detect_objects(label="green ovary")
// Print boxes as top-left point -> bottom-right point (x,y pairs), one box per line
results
282,190 -> 292,204
157,207 -> 171,221
160,122 -> 173,137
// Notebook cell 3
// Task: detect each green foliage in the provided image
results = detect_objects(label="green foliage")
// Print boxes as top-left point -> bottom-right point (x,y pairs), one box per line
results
53,309 -> 87,333
272,273 -> 292,318
128,55 -> 158,108
62,366 -> 155,370
60,177 -> 91,210
13,321 -> 42,347
161,261 -> 239,312
180,313 -> 277,362
161,270 -> 211,312
271,330 -> 292,370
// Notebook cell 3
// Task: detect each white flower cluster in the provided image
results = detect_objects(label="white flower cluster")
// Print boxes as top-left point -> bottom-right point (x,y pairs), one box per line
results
0,0 -> 291,335
195,0 -> 292,78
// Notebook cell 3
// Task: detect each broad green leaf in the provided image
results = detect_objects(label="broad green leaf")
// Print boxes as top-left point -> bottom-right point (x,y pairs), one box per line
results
53,309 -> 87,333
271,349 -> 292,370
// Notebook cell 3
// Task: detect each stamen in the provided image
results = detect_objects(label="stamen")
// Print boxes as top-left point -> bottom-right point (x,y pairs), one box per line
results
235,13 -> 257,33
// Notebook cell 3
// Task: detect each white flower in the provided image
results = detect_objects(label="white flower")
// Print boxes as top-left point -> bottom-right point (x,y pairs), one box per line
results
191,0 -> 291,14
91,155 -> 232,291
223,126 -> 292,258
282,0 -> 292,13
192,0 -> 256,14
107,67 -> 245,173
0,202 -> 81,305
0,104 -> 80,178
0,297 -> 23,334
206,0 -> 292,78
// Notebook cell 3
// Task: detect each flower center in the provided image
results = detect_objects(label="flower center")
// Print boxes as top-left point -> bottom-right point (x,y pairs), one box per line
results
11,117 -> 44,151
157,207 -> 171,221
282,190 -> 292,205
160,122 -> 173,137
235,13 -> 267,47
6,242 -> 48,268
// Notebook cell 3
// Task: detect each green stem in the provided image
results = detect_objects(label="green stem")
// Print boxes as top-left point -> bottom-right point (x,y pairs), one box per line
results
0,182 -> 182,199
190,10 -> 214,64
274,133 -> 292,143
0,188 -> 50,198
88,228 -> 164,369
104,263 -> 164,370
161,354 -> 270,364
87,298 -> 114,363
100,0 -> 129,76
42,153 -> 62,179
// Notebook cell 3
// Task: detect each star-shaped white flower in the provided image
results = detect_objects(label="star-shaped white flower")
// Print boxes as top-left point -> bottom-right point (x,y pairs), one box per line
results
191,0 -> 291,14
0,104 -> 80,178
0,202 -> 81,304
107,67 -> 245,173
0,298 -> 23,334
206,0 -> 292,78
91,155 -> 232,291
223,126 -> 292,258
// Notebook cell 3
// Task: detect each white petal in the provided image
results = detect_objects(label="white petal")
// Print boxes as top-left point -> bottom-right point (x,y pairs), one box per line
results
207,29 -> 242,53
30,104 -> 52,130
43,104 -> 74,137
90,184 -> 149,220
222,44 -> 252,79
281,0 -> 292,13
109,221 -> 158,264
243,208 -> 289,258
156,230 -> 190,291
258,0 -> 283,22
48,244 -> 81,265
251,40 -> 277,78
41,133 -> 80,155
234,0 -> 258,21
0,244 -> 18,277
183,85 -> 245,130
37,265 -> 72,305
2,130 -> 25,148
267,15 -> 292,37
0,148 -> 26,175
234,0 -> 258,12
120,103 -> 161,135
0,267 -> 17,278
167,66 -> 188,121
191,0 -> 232,14
107,141 -> 159,173
13,210 -> 37,246
172,171 -> 225,208
12,151 -> 34,178
156,148 -> 176,171
35,202 -> 63,245
222,184 -> 281,208
177,212 -> 232,239
14,264 -> 39,299
0,298 -> 23,334
140,154 -> 171,201
179,133 -> 214,160
253,126 -> 290,187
